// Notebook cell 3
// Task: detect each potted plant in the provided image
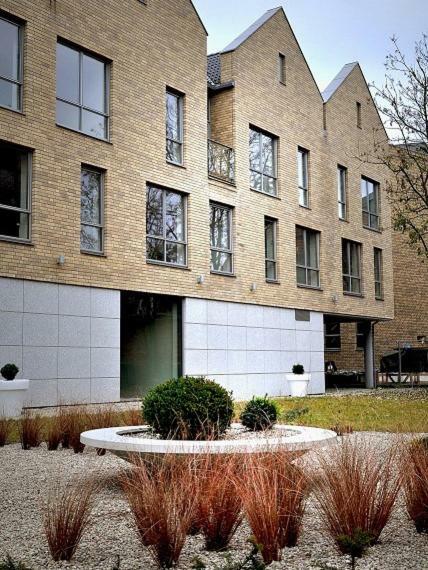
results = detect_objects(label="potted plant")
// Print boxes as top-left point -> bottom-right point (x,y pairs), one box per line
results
286,364 -> 310,397
0,364 -> 29,418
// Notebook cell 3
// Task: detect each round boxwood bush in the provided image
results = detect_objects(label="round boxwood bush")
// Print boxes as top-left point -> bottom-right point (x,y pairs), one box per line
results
240,395 -> 278,431
1,363 -> 19,381
142,376 -> 234,440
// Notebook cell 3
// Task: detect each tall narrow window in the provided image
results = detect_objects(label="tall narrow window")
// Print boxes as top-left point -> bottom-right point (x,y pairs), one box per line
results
342,239 -> 362,294
278,53 -> 286,84
249,127 -> 277,196
356,322 -> 365,349
361,177 -> 380,230
210,202 -> 233,274
0,143 -> 31,241
166,90 -> 183,165
325,322 -> 341,351
374,248 -> 383,299
146,185 -> 186,266
0,15 -> 22,111
296,226 -> 320,288
298,147 -> 309,207
337,165 -> 347,220
80,167 -> 104,253
56,41 -> 109,140
356,101 -> 362,128
265,217 -> 277,281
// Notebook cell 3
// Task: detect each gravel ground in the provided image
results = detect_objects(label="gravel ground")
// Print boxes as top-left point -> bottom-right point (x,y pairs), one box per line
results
1,433 -> 427,570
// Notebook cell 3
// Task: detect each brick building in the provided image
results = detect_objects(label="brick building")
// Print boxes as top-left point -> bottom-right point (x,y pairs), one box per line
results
0,2 -> 393,407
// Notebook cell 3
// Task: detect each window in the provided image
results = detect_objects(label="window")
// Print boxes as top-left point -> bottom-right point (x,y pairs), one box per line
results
80,167 -> 103,253
166,90 -> 183,165
298,147 -> 309,207
56,41 -> 109,140
356,101 -> 362,128
265,217 -> 277,281
210,202 -> 233,274
146,185 -> 186,266
325,322 -> 341,351
249,127 -> 277,196
356,322 -> 365,349
0,143 -> 31,241
361,177 -> 380,230
278,53 -> 286,84
337,165 -> 347,220
295,309 -> 310,322
296,226 -> 320,288
374,248 -> 383,299
342,239 -> 362,294
0,15 -> 22,111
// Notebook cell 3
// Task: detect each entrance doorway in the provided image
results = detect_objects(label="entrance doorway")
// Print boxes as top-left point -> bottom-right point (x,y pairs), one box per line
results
120,292 -> 182,398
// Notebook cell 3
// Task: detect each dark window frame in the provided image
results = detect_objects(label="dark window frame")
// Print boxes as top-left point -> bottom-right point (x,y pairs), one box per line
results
0,13 -> 23,112
166,88 -> 184,166
374,247 -> 384,300
210,201 -> 234,275
249,126 -> 278,197
278,52 -> 286,84
265,216 -> 278,282
325,321 -> 341,351
342,238 -> 362,295
337,165 -> 347,220
296,225 -> 320,288
80,165 -> 105,255
361,176 -> 380,231
298,147 -> 309,207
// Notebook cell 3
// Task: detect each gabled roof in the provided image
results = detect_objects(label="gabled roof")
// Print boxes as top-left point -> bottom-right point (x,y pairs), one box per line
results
222,7 -> 282,53
189,0 -> 208,36
322,62 -> 359,102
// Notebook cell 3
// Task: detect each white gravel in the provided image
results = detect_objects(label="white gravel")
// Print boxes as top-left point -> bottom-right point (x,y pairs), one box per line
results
0,433 -> 427,570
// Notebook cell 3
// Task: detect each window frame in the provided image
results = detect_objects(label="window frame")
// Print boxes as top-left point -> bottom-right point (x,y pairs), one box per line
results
374,247 -> 384,300
356,322 -> 365,350
295,225 -> 321,289
80,165 -> 105,255
278,52 -> 286,84
166,88 -> 184,166
264,216 -> 278,282
337,165 -> 347,220
210,201 -> 234,276
56,39 -> 110,141
325,321 -> 341,351
0,142 -> 32,244
342,239 -> 362,295
297,147 -> 309,208
146,184 -> 187,268
0,13 -> 23,113
361,176 -> 380,231
356,101 -> 362,128
249,126 -> 278,197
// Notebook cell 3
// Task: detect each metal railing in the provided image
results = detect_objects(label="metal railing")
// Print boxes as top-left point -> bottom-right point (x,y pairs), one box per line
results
208,140 -> 235,184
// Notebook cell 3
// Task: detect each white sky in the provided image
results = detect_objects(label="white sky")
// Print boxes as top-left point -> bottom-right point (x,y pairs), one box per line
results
193,0 -> 427,91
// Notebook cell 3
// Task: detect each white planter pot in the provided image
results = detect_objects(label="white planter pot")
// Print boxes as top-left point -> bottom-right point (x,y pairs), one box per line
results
0,379 -> 29,418
286,373 -> 310,397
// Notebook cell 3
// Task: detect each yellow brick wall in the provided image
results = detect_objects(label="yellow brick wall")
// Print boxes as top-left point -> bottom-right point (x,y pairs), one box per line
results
0,2 -> 394,323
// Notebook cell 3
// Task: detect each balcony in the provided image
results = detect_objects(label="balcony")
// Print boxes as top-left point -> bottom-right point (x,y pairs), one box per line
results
208,140 -> 235,185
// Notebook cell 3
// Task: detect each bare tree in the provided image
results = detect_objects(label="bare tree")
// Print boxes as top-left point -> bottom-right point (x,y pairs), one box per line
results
372,35 -> 428,258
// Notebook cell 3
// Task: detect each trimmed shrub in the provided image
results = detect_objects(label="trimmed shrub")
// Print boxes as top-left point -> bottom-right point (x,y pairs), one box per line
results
292,364 -> 304,374
0,363 -> 19,381
142,376 -> 233,440
240,396 -> 278,431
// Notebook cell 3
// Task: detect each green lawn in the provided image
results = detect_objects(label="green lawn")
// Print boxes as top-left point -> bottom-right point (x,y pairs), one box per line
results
236,390 -> 428,433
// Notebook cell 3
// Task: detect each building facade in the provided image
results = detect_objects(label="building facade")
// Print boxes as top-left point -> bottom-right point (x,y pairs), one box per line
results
0,1 -> 393,407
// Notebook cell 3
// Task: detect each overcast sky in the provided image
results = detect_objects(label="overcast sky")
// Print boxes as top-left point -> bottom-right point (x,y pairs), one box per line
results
193,0 -> 427,92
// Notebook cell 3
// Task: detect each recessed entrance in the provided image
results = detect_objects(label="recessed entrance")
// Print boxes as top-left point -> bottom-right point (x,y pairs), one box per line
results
120,292 -> 182,398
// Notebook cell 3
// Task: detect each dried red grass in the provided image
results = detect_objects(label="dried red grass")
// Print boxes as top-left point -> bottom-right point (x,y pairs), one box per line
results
43,477 -> 97,561
234,450 -> 308,564
314,438 -> 401,553
19,410 -> 44,450
401,439 -> 428,533
119,407 -> 142,427
121,454 -> 196,568
0,416 -> 13,446
195,454 -> 243,551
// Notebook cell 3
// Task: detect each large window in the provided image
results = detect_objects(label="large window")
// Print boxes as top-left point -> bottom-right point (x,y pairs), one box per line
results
296,226 -> 320,288
56,41 -> 109,140
0,15 -> 22,111
337,165 -> 347,220
342,239 -> 362,294
146,185 -> 186,266
298,147 -> 309,207
325,322 -> 341,351
374,247 -> 383,299
210,202 -> 233,274
249,127 -> 277,196
265,217 -> 277,281
0,143 -> 31,241
166,90 -> 183,165
81,167 -> 103,253
361,177 -> 380,230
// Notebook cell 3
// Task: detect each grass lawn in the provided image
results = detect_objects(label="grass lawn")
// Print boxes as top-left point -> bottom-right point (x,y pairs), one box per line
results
236,389 -> 428,433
